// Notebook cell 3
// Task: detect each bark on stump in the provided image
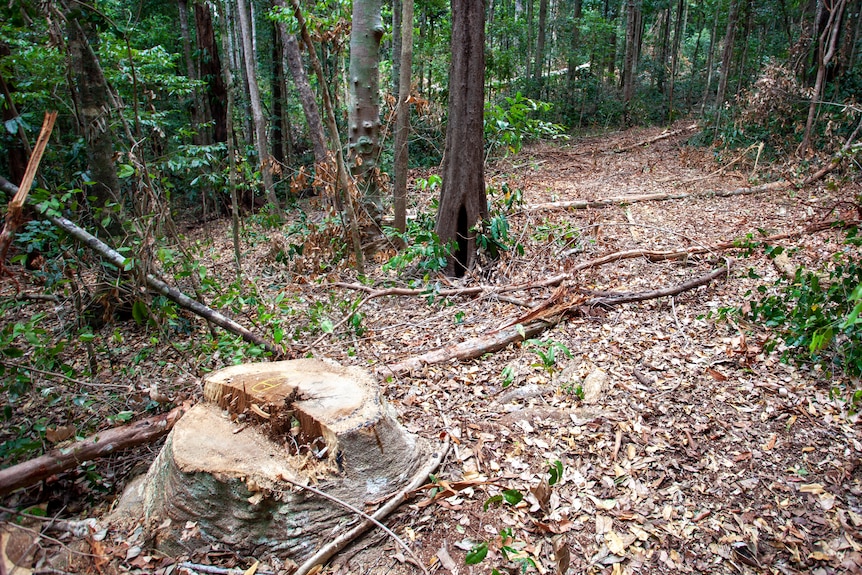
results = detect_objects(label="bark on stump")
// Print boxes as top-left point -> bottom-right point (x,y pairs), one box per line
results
134,359 -> 430,561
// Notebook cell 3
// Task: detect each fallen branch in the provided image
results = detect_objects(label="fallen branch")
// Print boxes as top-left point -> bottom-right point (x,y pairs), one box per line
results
290,436 -> 450,575
1,177 -> 283,356
331,281 -> 484,299
801,112 -> 862,186
334,218 -> 855,309
614,123 -> 699,153
388,265 -> 728,375
525,180 -> 789,212
0,406 -> 185,497
586,264 -> 729,306
48,215 -> 283,356
178,563 -> 274,575
530,124 -> 861,213
389,318 -> 558,375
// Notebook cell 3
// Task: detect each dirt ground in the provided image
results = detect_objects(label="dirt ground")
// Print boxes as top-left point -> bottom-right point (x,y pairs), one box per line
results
1,121 -> 861,575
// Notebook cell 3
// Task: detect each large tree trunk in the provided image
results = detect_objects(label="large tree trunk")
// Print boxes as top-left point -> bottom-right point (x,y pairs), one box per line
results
348,0 -> 384,218
393,0 -> 414,236
236,0 -> 281,215
435,0 -> 487,277
194,0 -> 228,143
66,15 -> 123,234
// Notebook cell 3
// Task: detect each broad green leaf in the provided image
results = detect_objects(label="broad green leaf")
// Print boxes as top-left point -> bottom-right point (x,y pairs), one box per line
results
503,489 -> 523,505
132,300 -> 149,326
483,494 -> 503,510
549,460 -> 564,486
465,542 -> 488,565
117,164 -> 135,178
113,411 -> 134,422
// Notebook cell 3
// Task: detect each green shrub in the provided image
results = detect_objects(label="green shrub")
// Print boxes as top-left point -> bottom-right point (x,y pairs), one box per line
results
748,227 -> 862,381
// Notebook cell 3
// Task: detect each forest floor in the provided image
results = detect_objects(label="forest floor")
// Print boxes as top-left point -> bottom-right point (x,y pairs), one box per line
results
1,121 -> 861,575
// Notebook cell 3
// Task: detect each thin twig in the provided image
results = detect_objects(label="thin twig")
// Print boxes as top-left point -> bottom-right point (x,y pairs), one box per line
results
1,522 -> 102,559
0,360 -> 128,389
177,563 -> 274,575
288,436 -> 450,575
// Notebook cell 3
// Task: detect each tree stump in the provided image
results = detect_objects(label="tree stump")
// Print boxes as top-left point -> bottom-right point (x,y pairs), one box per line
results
133,359 -> 431,561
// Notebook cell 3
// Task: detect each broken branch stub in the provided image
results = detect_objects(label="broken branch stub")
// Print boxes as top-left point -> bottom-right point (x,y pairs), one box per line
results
132,359 -> 432,562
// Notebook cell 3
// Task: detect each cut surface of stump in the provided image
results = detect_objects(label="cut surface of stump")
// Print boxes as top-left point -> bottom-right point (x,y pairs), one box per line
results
129,359 -> 431,561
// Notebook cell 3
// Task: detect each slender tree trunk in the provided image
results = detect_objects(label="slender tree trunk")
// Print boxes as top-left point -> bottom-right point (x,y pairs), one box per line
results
218,1 -> 242,280
667,0 -> 685,120
847,0 -> 861,71
348,0 -> 384,219
621,0 -> 641,105
800,0 -> 847,153
565,0 -> 583,116
715,0 -> 739,108
700,5 -> 719,114
734,0 -> 753,96
392,0 -> 402,96
656,4 -> 671,92
291,0 -> 365,273
194,1 -> 227,144
393,0 -> 414,236
66,16 -> 123,234
273,0 -> 329,165
236,0 -> 281,215
526,0 -> 534,79
566,0 -> 582,87
535,0 -> 548,87
272,25 -> 286,170
606,3 -> 618,84
177,0 -> 205,145
436,0 -> 487,278
686,0 -> 704,107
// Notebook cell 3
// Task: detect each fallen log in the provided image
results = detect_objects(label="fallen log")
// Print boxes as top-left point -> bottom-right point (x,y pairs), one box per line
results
0,406 -> 185,497
387,264 -> 729,374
